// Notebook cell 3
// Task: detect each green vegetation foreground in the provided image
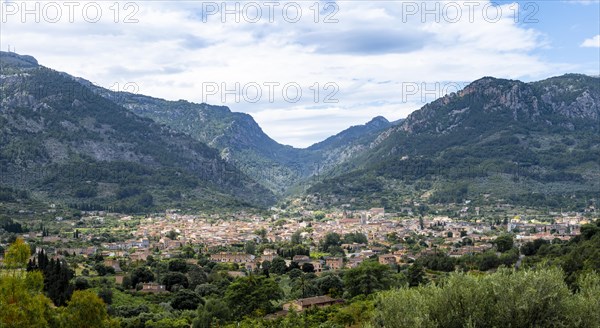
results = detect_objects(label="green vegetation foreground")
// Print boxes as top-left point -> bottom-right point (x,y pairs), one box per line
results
2,222 -> 600,327
0,239 -> 117,328
371,267 -> 599,328
231,266 -> 599,328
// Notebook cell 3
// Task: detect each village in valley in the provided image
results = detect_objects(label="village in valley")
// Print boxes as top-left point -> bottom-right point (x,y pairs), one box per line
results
1,196 -> 599,327
4,203 -> 593,295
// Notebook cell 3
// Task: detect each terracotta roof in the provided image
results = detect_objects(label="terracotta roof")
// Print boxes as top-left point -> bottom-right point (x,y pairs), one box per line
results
297,295 -> 337,306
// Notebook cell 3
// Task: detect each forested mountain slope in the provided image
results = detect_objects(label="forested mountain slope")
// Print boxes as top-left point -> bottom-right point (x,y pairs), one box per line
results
0,51 -> 275,212
308,75 -> 600,210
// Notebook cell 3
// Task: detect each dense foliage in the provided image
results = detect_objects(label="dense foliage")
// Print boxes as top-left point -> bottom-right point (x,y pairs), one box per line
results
27,249 -> 74,306
0,239 -> 117,327
372,267 -> 599,328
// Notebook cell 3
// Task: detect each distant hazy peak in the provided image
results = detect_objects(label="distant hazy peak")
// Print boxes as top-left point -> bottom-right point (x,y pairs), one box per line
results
0,51 -> 39,68
366,116 -> 390,126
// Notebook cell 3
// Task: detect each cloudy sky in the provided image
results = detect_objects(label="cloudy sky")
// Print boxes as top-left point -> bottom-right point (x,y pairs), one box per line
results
1,0 -> 599,147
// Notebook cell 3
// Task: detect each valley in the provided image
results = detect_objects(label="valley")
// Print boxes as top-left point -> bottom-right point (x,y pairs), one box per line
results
1,50 -> 599,328
2,51 -> 598,215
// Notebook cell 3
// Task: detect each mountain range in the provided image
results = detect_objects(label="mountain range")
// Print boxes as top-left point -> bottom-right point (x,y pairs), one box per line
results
309,74 -> 600,211
82,83 -> 398,195
0,52 -> 274,212
1,51 -> 598,213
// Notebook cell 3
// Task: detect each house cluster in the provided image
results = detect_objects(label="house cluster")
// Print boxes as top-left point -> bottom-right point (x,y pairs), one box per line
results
2,207 -> 591,278
210,252 -> 257,270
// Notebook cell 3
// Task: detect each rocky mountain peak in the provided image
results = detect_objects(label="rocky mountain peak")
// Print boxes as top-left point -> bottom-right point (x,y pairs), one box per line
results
397,74 -> 599,135
366,116 -> 390,127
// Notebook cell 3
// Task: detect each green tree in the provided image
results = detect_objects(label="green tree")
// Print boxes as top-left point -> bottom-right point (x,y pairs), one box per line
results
74,277 -> 91,290
406,262 -> 426,287
130,266 -> 154,286
316,272 -> 344,297
4,238 -> 30,269
521,239 -> 550,256
0,240 -> 56,328
478,251 -> 500,271
161,272 -> 189,291
42,258 -> 74,306
386,232 -> 400,244
580,223 -> 600,240
187,266 -> 208,289
291,230 -> 303,245
417,253 -> 455,272
254,228 -> 267,242
335,300 -> 374,327
320,233 -> 342,253
166,230 -> 179,240
261,260 -> 271,277
288,268 -> 303,279
494,234 -> 514,253
291,273 -> 319,299
343,232 -> 368,244
225,275 -> 283,317
313,211 -> 326,221
168,259 -> 188,273
565,273 -> 600,327
270,257 -> 287,275
301,262 -> 315,273
181,245 -> 196,259
94,263 -> 114,276
344,261 -> 392,298
145,317 -> 189,328
171,289 -> 203,310
195,283 -> 220,298
97,287 -> 113,305
244,240 -> 257,255
61,290 -> 115,328
193,298 -> 231,328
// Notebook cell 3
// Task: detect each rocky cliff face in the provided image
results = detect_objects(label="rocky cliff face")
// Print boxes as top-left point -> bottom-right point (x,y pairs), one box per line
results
534,74 -> 599,121
397,75 -> 599,136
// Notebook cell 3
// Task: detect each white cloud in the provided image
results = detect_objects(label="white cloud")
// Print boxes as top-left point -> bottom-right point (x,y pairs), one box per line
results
581,35 -> 600,48
0,0 -> 585,147
253,102 -> 415,147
